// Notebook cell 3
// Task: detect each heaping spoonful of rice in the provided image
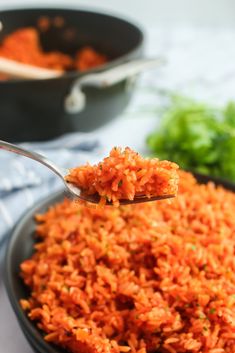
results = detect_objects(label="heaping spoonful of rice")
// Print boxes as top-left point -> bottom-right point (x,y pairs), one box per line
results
65,147 -> 179,206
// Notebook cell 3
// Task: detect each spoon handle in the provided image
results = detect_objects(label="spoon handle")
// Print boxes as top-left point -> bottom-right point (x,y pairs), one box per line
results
0,140 -> 63,178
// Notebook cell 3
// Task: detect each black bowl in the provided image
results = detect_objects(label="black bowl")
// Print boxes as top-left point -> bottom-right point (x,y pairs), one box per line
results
0,8 -> 144,142
5,173 -> 235,353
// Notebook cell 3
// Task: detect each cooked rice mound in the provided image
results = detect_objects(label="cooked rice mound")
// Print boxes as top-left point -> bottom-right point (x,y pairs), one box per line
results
20,171 -> 235,353
65,147 -> 179,206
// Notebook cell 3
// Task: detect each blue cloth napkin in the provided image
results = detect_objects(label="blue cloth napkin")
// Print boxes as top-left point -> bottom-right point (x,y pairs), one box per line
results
0,133 -> 100,245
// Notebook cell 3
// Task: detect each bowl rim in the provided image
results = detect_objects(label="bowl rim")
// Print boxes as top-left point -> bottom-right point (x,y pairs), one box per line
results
0,6 -> 144,85
4,173 -> 235,352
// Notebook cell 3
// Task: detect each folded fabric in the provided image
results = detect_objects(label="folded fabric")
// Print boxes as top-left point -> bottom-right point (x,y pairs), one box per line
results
0,133 -> 101,245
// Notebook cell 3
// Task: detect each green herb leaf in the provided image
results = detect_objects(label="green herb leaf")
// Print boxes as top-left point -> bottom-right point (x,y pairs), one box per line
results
147,96 -> 235,182
209,308 -> 216,314
118,180 -> 123,187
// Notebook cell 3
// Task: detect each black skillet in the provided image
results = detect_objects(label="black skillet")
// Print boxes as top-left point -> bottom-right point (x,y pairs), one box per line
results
0,8 -> 145,142
4,173 -> 235,353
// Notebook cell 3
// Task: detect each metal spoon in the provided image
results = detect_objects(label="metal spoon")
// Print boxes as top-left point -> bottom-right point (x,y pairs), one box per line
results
0,140 -> 175,205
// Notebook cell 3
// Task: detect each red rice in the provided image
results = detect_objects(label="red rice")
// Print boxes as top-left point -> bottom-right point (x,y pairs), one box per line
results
65,147 -> 179,206
20,170 -> 235,353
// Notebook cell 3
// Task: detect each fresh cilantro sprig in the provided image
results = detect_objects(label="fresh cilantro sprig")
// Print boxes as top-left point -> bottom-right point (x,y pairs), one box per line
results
147,96 -> 235,181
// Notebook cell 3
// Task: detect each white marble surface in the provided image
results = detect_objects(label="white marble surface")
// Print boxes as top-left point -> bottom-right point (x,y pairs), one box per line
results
1,19 -> 235,353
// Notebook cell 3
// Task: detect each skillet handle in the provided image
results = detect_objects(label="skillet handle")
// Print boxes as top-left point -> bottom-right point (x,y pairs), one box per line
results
64,57 -> 165,114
